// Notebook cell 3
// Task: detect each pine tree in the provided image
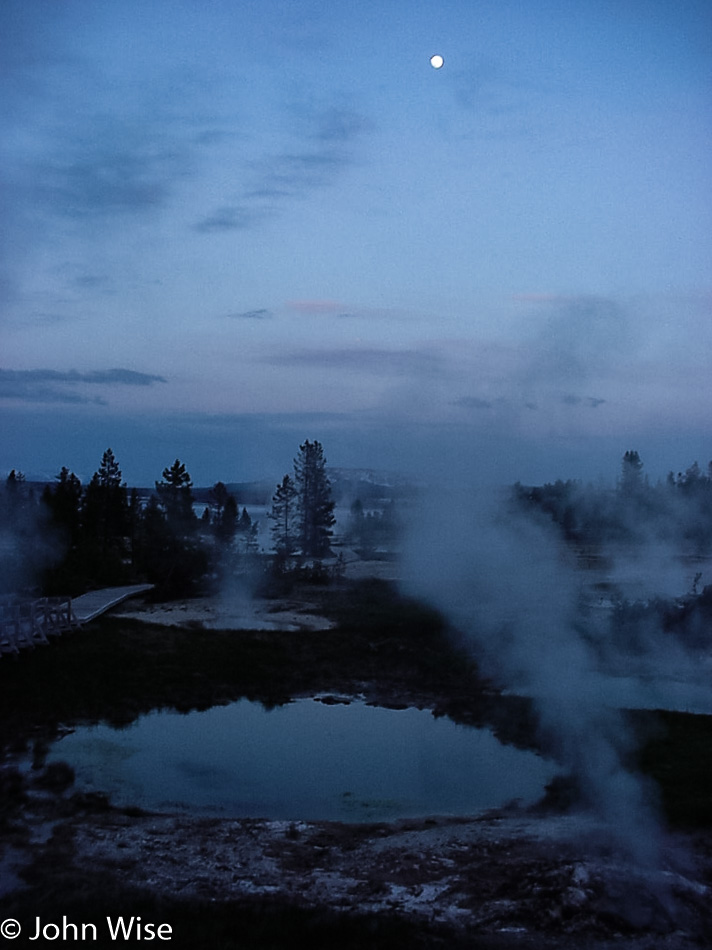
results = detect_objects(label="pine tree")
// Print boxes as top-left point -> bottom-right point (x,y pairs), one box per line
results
269,474 -> 298,557
619,450 -> 644,496
155,459 -> 196,534
82,449 -> 129,554
217,493 -> 238,545
293,440 -> 335,558
43,467 -> 83,546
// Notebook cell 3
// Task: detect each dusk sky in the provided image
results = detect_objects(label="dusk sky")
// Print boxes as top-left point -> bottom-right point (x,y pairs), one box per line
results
2,0 -> 710,487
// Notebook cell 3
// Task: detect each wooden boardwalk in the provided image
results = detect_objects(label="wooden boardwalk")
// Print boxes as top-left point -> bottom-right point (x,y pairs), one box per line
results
71,584 -> 154,624
0,584 -> 153,656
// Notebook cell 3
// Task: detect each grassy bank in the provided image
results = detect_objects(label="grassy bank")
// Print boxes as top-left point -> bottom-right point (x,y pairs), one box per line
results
0,580 -> 491,745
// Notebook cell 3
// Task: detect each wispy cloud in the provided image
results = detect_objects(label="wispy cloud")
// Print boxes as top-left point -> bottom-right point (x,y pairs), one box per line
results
264,346 -> 445,377
226,308 -> 273,320
445,297 -> 630,421
195,105 -> 370,233
0,368 -> 166,386
194,205 -> 269,233
0,386 -> 107,406
25,105 -> 196,221
245,150 -> 345,198
511,292 -> 573,304
561,393 -> 607,408
284,300 -> 423,321
311,107 -> 371,144
521,295 -> 635,387
451,59 -> 547,142
452,396 -> 495,410
286,299 -> 346,315
34,149 -> 170,219
0,367 -> 167,404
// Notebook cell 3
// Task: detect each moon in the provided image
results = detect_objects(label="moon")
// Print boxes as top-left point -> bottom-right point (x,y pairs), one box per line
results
430,54 -> 444,69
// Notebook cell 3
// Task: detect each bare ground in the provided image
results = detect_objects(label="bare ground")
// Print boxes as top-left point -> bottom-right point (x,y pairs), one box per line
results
2,786 -> 712,948
115,592 -> 335,632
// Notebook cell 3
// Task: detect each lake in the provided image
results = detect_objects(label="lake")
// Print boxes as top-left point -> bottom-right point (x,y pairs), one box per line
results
47,698 -> 557,822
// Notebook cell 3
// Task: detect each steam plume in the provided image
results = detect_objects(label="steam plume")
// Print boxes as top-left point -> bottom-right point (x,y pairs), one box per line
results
401,485 -> 662,866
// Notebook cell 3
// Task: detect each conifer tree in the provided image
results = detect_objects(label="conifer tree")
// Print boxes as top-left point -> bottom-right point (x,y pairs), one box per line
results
293,440 -> 335,558
269,474 -> 298,557
43,467 -> 82,546
155,459 -> 196,534
82,448 -> 129,554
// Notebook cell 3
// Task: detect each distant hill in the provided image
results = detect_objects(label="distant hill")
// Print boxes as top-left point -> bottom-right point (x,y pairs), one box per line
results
18,468 -> 421,509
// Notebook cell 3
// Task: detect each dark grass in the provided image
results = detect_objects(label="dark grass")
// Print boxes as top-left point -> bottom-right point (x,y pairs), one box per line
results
0,580 -> 489,745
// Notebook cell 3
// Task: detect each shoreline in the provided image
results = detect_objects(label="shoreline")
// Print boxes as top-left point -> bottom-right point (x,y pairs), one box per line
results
2,583 -> 712,946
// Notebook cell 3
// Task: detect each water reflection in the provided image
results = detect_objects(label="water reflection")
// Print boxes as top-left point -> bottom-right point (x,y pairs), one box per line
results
48,699 -> 557,821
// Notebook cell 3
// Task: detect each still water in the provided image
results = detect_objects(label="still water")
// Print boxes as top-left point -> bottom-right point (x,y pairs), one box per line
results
48,699 -> 556,822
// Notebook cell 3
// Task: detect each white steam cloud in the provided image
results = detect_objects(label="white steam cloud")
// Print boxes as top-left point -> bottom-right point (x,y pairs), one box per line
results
401,485 -> 665,867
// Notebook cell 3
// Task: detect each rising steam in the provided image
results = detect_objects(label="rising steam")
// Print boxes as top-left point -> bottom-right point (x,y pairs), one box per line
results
401,484 -> 665,866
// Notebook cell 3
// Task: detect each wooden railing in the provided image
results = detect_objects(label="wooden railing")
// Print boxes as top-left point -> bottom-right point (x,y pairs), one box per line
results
0,596 -> 81,656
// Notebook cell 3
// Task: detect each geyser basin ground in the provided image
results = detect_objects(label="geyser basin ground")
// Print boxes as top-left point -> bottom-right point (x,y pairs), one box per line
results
46,698 -> 557,821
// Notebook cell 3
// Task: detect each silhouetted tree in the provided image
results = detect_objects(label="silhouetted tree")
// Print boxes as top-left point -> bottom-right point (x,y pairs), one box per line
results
134,496 -> 172,585
80,449 -> 130,585
42,467 -> 82,546
269,474 -> 298,557
5,469 -> 26,494
134,492 -> 209,599
619,450 -> 644,496
217,494 -> 239,546
209,481 -> 228,519
208,481 -> 238,545
293,440 -> 335,558
155,459 -> 196,535
237,506 -> 258,552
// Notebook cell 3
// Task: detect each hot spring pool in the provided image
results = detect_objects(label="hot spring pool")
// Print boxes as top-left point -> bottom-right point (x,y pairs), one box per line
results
47,698 -> 557,821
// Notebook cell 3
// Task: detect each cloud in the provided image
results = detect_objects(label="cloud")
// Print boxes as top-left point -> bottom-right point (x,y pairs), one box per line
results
452,396 -> 494,411
312,107 -> 371,144
2,20 -> 202,228
35,149 -> 171,218
0,387 -> 107,406
0,367 -> 167,404
226,308 -> 273,320
0,368 -> 167,386
195,104 -> 370,233
284,300 -> 422,321
263,346 -> 445,377
286,299 -> 346,315
512,292 -> 573,304
451,59 -> 547,141
526,296 -> 635,384
561,394 -> 606,408
246,150 -> 345,198
79,369 -> 167,386
194,205 -> 268,233
23,101 -> 198,222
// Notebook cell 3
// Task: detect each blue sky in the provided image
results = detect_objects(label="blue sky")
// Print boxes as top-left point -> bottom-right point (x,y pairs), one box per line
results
1,0 -> 710,486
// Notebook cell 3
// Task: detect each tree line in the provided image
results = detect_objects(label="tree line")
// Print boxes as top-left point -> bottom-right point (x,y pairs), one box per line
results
268,439 -> 335,561
513,451 -> 712,553
1,440 -> 339,600
1,450 -> 257,599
